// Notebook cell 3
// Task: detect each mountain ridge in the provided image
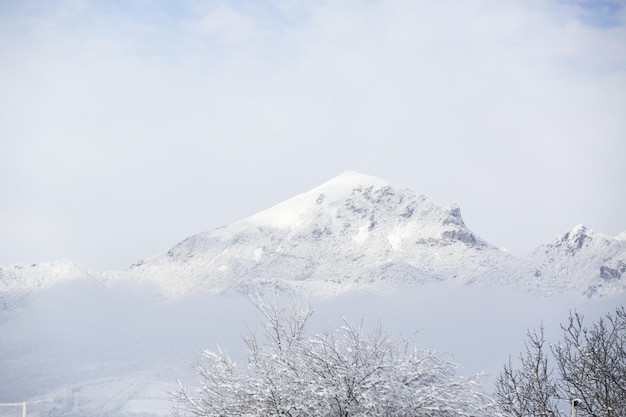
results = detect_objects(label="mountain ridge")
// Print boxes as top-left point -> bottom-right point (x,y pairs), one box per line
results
1,171 -> 625,305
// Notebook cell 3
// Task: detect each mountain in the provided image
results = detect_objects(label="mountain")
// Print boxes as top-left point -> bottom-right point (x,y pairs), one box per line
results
528,224 -> 626,297
1,171 -> 625,305
121,171 -> 524,298
113,170 -> 625,298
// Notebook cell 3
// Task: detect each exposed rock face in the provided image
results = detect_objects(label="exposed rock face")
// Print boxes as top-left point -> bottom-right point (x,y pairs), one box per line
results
599,261 -> 626,281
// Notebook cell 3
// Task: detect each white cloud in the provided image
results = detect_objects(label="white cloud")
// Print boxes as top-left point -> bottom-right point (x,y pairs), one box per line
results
194,5 -> 258,45
0,0 -> 624,268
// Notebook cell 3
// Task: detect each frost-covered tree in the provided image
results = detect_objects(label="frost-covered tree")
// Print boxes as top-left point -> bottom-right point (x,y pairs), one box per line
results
496,306 -> 626,417
174,297 -> 498,417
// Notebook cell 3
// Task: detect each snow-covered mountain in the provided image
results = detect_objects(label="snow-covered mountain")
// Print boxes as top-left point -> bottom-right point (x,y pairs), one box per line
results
1,171 -> 625,305
121,171 -> 524,298
527,224 -> 626,297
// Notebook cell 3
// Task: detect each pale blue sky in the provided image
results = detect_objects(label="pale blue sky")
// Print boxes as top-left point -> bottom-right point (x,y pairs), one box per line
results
1,0 -> 625,270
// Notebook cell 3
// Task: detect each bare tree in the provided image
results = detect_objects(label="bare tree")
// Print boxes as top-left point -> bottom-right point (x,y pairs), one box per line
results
496,326 -> 560,417
495,325 -> 561,417
553,307 -> 626,417
174,296 -> 498,417
496,306 -> 626,417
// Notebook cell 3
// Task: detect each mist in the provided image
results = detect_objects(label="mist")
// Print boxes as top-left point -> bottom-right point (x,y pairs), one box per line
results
1,280 -> 623,403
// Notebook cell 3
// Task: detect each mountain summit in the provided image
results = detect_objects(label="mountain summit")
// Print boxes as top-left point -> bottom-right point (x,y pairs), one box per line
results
242,170 -> 487,249
528,224 -> 626,297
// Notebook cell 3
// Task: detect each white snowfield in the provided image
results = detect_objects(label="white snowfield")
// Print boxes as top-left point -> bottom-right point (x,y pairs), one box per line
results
1,171 -> 625,417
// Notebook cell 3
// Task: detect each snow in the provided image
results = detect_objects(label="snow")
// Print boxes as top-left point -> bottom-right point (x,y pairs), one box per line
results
353,223 -> 370,245
387,223 -> 415,251
304,170 -> 395,203
243,171 -> 393,229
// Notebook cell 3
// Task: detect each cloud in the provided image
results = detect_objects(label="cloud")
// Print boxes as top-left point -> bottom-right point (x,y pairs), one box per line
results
0,0 -> 625,269
560,0 -> 625,28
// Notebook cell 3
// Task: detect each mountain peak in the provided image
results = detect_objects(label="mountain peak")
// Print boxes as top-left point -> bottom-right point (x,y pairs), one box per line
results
210,171 -> 489,257
539,225 -> 626,254
552,224 -> 597,255
221,171 -> 489,252
317,171 -> 395,193
243,171 -> 401,229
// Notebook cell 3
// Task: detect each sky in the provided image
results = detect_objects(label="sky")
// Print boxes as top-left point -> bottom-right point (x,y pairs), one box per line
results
1,0 -> 625,271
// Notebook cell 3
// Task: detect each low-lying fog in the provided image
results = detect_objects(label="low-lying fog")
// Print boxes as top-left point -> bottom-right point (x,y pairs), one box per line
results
1,281 -> 622,413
